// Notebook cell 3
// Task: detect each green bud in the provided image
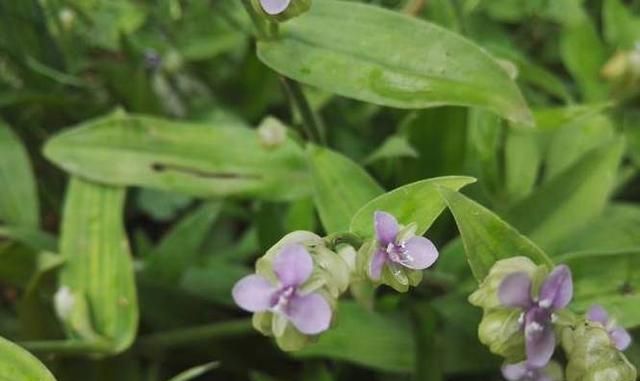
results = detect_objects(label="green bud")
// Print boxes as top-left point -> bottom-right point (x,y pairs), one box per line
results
478,309 -> 526,362
562,321 -> 637,381
469,256 -> 543,310
257,117 -> 288,149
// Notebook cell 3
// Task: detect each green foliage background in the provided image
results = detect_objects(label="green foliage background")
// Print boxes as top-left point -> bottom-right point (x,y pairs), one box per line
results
0,0 -> 640,380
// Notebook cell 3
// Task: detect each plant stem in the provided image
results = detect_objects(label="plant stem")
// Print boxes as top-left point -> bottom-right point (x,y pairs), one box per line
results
240,0 -> 278,40
20,339 -> 113,355
136,319 -> 254,353
324,232 -> 364,250
281,76 -> 326,145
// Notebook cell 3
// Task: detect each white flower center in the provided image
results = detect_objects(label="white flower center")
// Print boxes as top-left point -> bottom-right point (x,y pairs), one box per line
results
271,286 -> 296,314
386,241 -> 413,265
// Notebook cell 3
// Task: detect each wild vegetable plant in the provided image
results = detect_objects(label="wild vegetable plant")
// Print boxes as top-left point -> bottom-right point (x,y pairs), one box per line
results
0,0 -> 639,380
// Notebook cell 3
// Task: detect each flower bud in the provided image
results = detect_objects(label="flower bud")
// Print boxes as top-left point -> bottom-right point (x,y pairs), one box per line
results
237,231 -> 350,351
257,117 -> 288,149
562,321 -> 637,381
469,257 -> 543,310
478,308 -> 526,362
257,0 -> 312,22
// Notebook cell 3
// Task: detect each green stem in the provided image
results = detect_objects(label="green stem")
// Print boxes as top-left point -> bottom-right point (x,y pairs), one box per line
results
20,339 -> 113,355
281,77 -> 327,145
324,232 -> 364,250
136,319 -> 254,353
240,0 -> 278,40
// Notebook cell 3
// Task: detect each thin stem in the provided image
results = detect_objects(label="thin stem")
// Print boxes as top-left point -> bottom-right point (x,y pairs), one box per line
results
281,77 -> 326,145
20,339 -> 113,355
324,232 -> 364,250
240,0 -> 278,40
136,319 -> 254,353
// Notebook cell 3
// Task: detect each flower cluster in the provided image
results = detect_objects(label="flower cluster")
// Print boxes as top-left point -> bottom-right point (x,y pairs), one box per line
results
470,257 -> 636,381
232,211 -> 439,350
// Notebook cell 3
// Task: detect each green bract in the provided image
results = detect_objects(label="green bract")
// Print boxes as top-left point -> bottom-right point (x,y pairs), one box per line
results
477,308 -> 526,362
469,257 -> 545,310
562,322 -> 637,381
252,231 -> 350,351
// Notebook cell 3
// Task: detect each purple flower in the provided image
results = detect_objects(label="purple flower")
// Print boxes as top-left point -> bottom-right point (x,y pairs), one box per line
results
587,304 -> 632,351
232,244 -> 331,335
368,211 -> 439,281
259,0 -> 291,15
498,265 -> 573,368
502,362 -> 551,381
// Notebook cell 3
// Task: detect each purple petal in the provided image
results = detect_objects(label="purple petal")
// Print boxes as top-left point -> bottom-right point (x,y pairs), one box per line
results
610,327 -> 632,351
369,249 -> 387,281
273,244 -> 313,287
499,272 -> 533,309
375,211 -> 398,245
539,265 -> 573,310
501,362 -> 528,381
232,275 -> 276,312
586,304 -> 609,325
400,236 -> 439,270
286,292 -> 332,335
259,0 -> 291,15
525,308 -> 555,368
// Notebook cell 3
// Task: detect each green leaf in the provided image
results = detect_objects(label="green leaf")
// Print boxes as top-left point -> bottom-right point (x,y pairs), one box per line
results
504,127 -> 540,202
364,134 -> 418,164
58,177 -> 138,354
439,187 -> 553,282
557,249 -> 640,328
0,242 -> 38,288
294,301 -> 414,372
506,138 -> 625,252
533,103 -> 613,131
0,336 -> 56,381
555,203 -> 640,255
603,0 -> 640,49
307,145 -> 383,234
257,1 -> 532,125
0,227 -> 57,253
560,9 -> 609,101
166,361 -> 219,381
43,113 -> 310,201
179,259 -> 249,306
144,202 -> 222,284
0,120 -> 39,228
465,109 -> 502,198
350,176 -> 476,238
544,114 -> 615,181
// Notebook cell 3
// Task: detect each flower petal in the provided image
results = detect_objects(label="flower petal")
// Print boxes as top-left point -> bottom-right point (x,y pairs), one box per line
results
539,265 -> 573,310
286,293 -> 332,335
525,308 -> 555,368
369,249 -> 387,281
232,274 -> 276,312
273,244 -> 313,287
400,236 -> 439,270
501,362 -> 528,381
499,272 -> 533,309
610,327 -> 632,351
375,211 -> 399,245
259,0 -> 291,15
586,304 -> 609,325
